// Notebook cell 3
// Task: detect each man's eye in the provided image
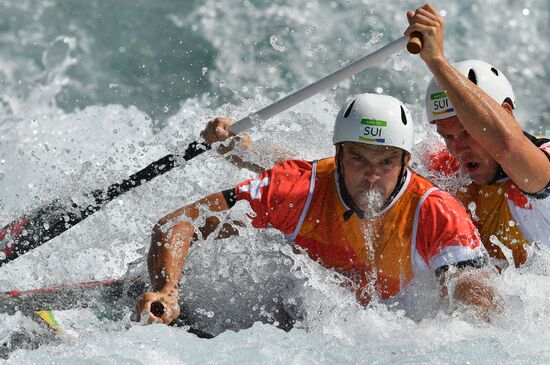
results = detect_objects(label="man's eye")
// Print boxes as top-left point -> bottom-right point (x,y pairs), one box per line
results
382,159 -> 394,166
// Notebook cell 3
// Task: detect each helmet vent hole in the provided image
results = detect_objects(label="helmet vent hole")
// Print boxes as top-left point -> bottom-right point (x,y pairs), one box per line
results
400,105 -> 408,125
491,67 -> 499,76
343,100 -> 355,118
467,69 -> 478,84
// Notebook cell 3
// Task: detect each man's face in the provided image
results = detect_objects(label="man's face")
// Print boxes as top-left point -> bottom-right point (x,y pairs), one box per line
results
436,116 -> 499,185
338,142 -> 407,212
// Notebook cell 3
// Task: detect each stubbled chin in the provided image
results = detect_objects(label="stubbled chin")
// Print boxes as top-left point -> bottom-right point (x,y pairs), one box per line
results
469,171 -> 493,185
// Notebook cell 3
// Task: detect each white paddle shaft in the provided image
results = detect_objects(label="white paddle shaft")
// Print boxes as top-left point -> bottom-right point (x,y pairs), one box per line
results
227,36 -> 408,135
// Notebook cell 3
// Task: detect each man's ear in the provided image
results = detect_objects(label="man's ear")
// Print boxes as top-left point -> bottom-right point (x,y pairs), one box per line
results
502,102 -> 514,116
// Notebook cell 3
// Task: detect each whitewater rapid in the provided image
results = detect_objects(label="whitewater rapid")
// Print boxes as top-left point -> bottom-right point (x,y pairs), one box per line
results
0,0 -> 549,363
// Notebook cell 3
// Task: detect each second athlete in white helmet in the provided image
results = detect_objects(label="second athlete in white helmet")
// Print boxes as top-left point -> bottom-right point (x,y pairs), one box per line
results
406,4 -> 550,268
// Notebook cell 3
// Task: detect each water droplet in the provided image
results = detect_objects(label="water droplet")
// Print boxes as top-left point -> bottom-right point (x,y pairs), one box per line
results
269,35 -> 286,52
305,25 -> 316,36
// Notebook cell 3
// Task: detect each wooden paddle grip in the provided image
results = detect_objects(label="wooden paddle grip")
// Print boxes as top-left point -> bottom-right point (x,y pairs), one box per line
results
407,32 -> 423,54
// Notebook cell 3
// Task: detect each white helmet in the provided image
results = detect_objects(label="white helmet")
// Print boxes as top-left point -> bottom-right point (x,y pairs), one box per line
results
333,93 -> 414,154
426,59 -> 516,122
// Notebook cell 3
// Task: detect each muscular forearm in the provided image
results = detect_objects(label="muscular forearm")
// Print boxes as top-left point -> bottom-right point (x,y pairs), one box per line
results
426,58 -> 523,152
138,192 -> 231,325
147,192 -> 231,292
148,219 -> 194,292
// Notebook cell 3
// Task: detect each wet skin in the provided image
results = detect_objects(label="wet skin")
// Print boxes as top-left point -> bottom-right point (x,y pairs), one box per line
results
436,116 -> 500,185
337,142 -> 409,212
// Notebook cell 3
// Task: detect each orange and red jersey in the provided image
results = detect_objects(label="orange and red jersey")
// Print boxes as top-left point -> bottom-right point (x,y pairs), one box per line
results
233,158 -> 485,302
428,137 -> 550,267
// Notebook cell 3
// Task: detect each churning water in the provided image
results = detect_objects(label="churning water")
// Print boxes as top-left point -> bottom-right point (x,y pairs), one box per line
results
0,0 -> 549,363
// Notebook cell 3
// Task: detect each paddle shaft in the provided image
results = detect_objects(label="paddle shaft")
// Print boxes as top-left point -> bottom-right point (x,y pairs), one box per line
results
0,36 -> 412,267
0,142 -> 208,267
227,36 -> 409,134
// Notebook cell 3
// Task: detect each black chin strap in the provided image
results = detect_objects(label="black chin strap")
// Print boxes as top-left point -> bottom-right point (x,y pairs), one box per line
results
336,145 -> 366,220
336,145 -> 408,221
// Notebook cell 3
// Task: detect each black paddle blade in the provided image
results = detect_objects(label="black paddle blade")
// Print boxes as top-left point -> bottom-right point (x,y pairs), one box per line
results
0,201 -> 83,266
0,140 -> 210,267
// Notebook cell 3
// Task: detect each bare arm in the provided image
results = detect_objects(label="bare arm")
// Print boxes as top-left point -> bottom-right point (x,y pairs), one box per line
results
136,191 -> 235,324
405,4 -> 550,193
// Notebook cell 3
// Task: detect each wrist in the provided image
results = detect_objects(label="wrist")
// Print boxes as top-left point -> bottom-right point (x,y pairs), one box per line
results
159,286 -> 180,300
424,55 -> 449,72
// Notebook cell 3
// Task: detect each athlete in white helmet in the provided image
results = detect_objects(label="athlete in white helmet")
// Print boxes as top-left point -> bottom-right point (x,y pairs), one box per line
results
136,93 -> 498,328
405,4 -> 550,268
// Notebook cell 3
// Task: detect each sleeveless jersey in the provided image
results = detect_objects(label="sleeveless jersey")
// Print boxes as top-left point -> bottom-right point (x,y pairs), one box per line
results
234,158 -> 485,301
430,140 -> 550,267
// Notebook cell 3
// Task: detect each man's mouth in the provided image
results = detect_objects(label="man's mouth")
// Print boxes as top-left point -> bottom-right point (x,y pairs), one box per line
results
359,187 -> 383,200
359,184 -> 380,195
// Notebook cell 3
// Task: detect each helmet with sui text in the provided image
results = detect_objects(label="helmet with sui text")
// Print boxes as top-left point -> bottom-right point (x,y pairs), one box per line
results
333,93 -> 414,154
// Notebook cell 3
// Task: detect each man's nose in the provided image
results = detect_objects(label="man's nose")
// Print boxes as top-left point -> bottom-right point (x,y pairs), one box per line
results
364,167 -> 381,183
448,138 -> 469,156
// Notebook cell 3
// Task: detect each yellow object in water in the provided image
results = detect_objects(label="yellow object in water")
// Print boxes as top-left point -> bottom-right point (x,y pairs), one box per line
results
35,310 -> 60,329
34,310 -> 75,342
